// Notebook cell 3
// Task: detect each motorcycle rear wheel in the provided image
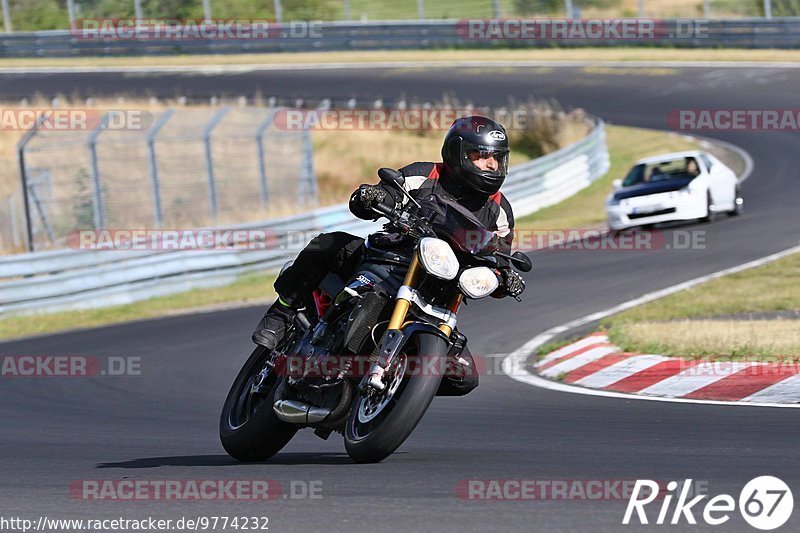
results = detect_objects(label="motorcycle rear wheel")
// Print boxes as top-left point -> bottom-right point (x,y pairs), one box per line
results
220,347 -> 297,462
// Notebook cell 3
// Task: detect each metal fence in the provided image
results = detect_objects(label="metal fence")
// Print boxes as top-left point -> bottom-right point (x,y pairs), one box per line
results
0,120 -> 609,317
3,17 -> 800,58
16,106 -> 317,251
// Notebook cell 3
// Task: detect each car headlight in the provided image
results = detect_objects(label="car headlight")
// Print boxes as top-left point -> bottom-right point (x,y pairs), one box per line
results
458,267 -> 500,299
418,238 -> 459,280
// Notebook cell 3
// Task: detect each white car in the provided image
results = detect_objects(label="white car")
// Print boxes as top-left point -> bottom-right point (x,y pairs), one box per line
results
606,150 -> 743,231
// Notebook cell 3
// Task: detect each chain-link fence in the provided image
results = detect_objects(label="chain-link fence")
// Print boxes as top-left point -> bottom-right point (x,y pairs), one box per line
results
16,106 -> 316,251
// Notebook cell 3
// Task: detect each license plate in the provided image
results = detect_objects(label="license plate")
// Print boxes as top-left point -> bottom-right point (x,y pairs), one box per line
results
632,205 -> 661,215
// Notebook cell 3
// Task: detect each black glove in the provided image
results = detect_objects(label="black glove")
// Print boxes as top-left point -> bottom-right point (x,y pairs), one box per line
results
357,184 -> 387,209
498,268 -> 526,299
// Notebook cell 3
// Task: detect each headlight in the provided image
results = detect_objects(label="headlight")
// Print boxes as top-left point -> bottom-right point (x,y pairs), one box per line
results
458,267 -> 499,299
418,238 -> 459,280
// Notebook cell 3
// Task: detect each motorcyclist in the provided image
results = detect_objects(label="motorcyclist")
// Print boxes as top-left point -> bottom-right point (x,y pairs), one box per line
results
251,115 -> 526,394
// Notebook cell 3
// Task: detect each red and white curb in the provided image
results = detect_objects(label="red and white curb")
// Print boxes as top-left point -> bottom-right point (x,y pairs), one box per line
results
535,333 -> 800,404
502,244 -> 800,409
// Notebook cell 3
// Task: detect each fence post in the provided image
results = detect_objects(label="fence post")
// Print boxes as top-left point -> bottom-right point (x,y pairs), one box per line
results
638,0 -> 644,17
67,0 -> 76,28
343,0 -> 351,21
764,0 -> 772,19
1,0 -> 11,33
87,113 -> 110,230
273,0 -> 283,23
299,127 -> 317,204
417,0 -> 425,20
7,194 -> 20,249
256,109 -> 278,206
703,0 -> 710,18
491,0 -> 500,18
134,0 -> 143,20
202,0 -> 212,20
146,108 -> 174,228
564,0 -> 574,18
203,107 -> 230,223
16,115 -> 46,251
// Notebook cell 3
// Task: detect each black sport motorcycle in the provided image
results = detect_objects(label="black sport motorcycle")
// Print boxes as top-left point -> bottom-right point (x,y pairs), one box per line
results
220,168 -> 531,463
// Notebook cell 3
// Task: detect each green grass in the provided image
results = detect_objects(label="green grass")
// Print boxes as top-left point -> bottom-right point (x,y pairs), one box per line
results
602,252 -> 800,360
0,271 -> 276,341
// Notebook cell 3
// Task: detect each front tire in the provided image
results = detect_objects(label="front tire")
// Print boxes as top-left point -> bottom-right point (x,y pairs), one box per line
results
220,347 -> 297,462
344,332 -> 447,463
702,192 -> 717,224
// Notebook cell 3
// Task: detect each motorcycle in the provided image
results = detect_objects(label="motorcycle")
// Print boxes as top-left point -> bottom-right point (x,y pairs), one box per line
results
220,168 -> 532,463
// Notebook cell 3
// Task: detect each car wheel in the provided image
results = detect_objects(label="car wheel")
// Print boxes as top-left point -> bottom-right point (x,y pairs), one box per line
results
702,192 -> 717,224
728,185 -> 743,217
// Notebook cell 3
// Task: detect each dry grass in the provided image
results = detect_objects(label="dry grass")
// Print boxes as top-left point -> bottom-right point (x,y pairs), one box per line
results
0,48 -> 799,70
604,252 -> 800,360
611,319 -> 800,358
1,97 -> 586,252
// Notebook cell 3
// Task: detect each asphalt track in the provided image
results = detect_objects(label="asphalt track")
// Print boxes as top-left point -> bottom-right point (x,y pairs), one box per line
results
2,64 -> 800,532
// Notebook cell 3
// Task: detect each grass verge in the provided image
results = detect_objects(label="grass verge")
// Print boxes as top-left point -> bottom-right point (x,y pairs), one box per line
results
0,271 -> 276,342
602,251 -> 800,360
1,48 -> 800,69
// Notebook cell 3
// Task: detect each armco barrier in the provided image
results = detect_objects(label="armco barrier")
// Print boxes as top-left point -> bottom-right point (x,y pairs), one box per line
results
2,19 -> 800,58
0,121 -> 609,317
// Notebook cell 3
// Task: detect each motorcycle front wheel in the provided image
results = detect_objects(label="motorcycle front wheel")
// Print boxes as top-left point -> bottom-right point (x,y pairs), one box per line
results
344,331 -> 447,463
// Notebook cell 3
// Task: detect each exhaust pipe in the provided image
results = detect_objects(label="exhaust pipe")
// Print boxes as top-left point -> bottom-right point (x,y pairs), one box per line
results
273,400 -> 331,424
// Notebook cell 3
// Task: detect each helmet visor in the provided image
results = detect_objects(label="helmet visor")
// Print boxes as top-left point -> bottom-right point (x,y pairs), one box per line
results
463,146 -> 509,178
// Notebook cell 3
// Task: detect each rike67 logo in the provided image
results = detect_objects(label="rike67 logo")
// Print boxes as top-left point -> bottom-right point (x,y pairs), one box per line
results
623,477 -> 793,530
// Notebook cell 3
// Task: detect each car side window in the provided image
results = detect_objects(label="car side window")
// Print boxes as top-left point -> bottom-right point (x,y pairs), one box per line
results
700,154 -> 714,171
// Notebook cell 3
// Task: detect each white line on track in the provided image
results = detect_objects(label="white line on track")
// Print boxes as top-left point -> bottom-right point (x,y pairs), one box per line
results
1,60 -> 800,75
502,244 -> 800,409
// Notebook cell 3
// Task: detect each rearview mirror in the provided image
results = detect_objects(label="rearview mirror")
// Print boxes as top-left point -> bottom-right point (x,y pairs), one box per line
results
612,179 -> 623,190
378,167 -> 405,187
511,251 -> 532,273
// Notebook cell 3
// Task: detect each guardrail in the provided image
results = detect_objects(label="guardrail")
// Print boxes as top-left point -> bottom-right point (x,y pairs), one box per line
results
2,18 -> 800,57
0,120 -> 609,317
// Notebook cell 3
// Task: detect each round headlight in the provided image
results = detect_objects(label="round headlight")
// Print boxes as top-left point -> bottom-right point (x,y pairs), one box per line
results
458,267 -> 499,299
418,237 -> 459,280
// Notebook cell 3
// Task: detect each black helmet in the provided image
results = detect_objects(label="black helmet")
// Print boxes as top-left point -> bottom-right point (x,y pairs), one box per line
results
441,115 -> 510,196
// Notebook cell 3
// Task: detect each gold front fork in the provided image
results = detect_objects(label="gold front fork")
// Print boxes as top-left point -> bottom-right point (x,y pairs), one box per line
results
386,251 -> 462,336
387,252 -> 422,330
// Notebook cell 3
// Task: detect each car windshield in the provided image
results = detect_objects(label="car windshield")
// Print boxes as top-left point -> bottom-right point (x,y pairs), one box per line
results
622,157 -> 700,187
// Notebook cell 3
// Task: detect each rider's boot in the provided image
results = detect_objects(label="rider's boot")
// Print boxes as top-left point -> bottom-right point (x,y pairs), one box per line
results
252,297 -> 297,350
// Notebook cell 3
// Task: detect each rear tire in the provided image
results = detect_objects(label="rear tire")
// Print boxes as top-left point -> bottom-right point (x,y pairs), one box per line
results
220,347 -> 297,462
344,332 -> 446,463
728,185 -> 743,217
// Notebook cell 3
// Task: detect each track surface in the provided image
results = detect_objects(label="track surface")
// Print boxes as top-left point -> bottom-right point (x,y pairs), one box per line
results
2,65 -> 800,532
